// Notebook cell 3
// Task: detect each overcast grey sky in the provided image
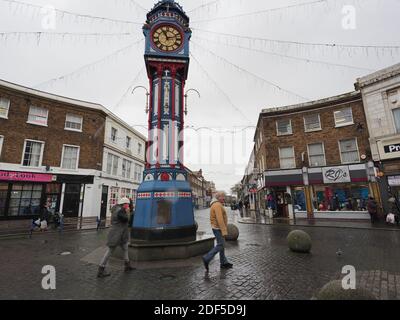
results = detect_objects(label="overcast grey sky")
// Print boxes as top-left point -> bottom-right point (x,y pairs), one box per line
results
0,0 -> 399,193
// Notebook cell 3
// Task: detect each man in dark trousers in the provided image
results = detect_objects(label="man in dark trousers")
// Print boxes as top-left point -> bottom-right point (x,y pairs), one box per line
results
367,196 -> 379,224
202,192 -> 233,272
97,197 -> 135,278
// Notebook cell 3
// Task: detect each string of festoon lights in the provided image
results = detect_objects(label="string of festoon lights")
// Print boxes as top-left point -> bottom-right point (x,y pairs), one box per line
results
34,39 -> 144,89
193,35 -> 374,72
191,41 -> 310,102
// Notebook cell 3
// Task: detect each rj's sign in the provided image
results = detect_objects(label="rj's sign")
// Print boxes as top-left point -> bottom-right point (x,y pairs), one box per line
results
0,171 -> 54,182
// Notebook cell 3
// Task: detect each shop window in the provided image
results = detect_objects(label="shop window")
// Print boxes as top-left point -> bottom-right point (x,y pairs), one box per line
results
313,185 -> 369,212
0,97 -> 10,119
334,107 -> 353,127
276,119 -> 292,136
61,145 -> 80,170
22,140 -> 44,167
392,108 -> 400,133
0,136 -> 3,158
65,114 -> 83,132
27,106 -> 48,126
109,187 -> 119,210
339,138 -> 360,164
304,114 -> 321,132
8,184 -> 43,216
0,183 -> 8,216
279,146 -> 296,169
308,143 -> 326,167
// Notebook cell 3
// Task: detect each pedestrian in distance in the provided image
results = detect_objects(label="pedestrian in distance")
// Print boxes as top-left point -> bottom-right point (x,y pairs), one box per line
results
97,197 -> 136,278
202,192 -> 233,272
367,196 -> 379,224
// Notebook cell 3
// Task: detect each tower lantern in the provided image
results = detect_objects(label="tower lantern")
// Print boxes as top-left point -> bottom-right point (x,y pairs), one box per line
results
132,0 -> 196,242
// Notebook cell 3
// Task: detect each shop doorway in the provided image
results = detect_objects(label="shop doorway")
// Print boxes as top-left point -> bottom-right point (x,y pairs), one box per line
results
62,184 -> 81,217
275,189 -> 289,218
100,186 -> 108,221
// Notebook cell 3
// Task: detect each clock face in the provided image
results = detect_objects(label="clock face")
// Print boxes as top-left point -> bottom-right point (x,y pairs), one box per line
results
152,25 -> 183,52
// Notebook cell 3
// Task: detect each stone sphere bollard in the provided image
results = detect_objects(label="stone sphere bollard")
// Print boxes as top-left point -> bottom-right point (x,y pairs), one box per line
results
225,224 -> 239,241
287,230 -> 312,253
315,280 -> 377,300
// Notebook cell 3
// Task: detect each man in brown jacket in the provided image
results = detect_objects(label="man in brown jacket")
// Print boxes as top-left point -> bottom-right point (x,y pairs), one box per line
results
202,192 -> 233,271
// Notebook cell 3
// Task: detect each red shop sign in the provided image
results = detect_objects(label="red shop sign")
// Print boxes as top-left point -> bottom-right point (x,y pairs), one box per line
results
0,171 -> 54,183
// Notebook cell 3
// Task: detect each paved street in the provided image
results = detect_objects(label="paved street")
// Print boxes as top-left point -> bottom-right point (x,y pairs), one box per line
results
0,208 -> 399,300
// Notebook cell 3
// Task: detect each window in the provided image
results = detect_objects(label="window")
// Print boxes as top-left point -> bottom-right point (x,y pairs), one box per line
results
134,164 -> 144,182
0,136 -> 3,158
61,145 -> 80,170
109,187 -> 120,210
106,153 -> 120,176
22,140 -> 44,167
65,114 -> 83,131
279,146 -> 296,169
122,159 -> 132,178
111,127 -> 118,143
393,108 -> 400,133
0,183 -> 8,216
334,107 -> 353,127
27,106 -> 48,126
8,184 -> 43,217
0,97 -> 10,119
276,119 -> 292,136
126,136 -> 131,149
138,142 -> 143,155
308,143 -> 326,167
304,114 -> 321,132
339,138 -> 360,164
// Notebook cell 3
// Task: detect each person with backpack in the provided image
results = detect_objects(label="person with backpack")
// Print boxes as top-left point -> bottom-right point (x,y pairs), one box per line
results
97,197 -> 136,278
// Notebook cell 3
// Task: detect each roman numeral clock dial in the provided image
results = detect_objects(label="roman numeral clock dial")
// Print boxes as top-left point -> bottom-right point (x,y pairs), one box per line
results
152,25 -> 183,52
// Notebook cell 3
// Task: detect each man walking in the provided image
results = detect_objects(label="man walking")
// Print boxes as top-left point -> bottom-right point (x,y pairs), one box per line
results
97,197 -> 136,278
202,192 -> 233,272
367,196 -> 379,224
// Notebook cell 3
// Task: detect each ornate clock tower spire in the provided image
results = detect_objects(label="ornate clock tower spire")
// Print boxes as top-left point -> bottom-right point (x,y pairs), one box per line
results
132,0 -> 196,242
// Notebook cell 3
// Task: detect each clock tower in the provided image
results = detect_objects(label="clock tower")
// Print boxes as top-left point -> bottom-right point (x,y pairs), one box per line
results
132,0 -> 196,242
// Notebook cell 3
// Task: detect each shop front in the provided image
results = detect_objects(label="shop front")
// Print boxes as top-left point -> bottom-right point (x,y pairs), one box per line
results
0,170 -> 94,221
265,164 -> 374,220
376,137 -> 400,214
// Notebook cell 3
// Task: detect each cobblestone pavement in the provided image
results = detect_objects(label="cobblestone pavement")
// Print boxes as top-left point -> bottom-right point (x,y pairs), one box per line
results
0,208 -> 399,300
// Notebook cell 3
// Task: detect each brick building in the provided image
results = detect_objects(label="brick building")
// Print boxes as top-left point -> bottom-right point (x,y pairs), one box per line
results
256,91 -> 379,220
0,79 -> 145,227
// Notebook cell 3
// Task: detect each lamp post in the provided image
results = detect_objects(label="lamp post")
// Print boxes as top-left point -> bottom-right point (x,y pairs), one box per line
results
184,89 -> 201,115
132,86 -> 150,114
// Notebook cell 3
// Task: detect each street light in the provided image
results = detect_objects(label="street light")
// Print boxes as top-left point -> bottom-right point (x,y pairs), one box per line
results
132,86 -> 150,114
184,89 -> 201,115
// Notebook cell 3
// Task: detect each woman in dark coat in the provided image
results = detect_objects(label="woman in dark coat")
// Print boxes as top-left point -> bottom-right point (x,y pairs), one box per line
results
367,197 -> 378,224
98,198 -> 135,278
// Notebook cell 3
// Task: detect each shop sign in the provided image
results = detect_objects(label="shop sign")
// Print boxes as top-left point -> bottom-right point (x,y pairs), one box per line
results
384,144 -> 400,154
0,170 -> 54,182
388,176 -> 400,186
322,166 -> 351,184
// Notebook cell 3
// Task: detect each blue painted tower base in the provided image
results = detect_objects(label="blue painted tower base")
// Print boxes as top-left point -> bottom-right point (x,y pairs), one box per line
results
132,169 -> 197,243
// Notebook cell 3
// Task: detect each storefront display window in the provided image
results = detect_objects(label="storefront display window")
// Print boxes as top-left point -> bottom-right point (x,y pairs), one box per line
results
293,187 -> 306,211
109,187 -> 119,210
312,184 -> 369,212
9,183 -> 43,216
0,183 -> 8,216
